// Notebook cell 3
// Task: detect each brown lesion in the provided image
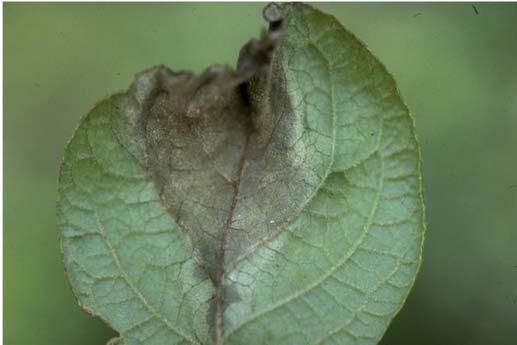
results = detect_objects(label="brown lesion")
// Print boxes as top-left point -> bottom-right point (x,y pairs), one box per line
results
113,4 -> 326,341
135,20 -> 285,338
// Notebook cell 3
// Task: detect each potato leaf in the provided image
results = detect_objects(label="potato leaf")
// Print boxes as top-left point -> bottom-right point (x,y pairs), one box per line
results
58,3 -> 425,345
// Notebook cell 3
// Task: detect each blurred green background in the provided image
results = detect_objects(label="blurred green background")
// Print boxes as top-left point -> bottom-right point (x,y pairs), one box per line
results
4,2 -> 517,345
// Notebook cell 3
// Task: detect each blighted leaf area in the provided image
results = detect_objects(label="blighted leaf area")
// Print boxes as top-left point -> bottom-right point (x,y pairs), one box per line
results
113,3 -> 334,341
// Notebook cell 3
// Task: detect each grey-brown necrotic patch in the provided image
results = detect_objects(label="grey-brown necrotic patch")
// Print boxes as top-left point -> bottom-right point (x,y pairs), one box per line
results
112,6 -> 334,285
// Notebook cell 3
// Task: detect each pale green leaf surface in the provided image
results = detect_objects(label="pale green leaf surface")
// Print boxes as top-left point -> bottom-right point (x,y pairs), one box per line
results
58,3 -> 424,345
59,96 -> 214,345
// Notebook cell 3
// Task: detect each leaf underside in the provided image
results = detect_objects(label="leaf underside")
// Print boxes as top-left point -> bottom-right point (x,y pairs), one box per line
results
58,3 -> 425,345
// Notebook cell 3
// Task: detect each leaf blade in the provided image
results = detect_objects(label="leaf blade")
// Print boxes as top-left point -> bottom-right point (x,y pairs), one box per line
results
58,3 -> 425,345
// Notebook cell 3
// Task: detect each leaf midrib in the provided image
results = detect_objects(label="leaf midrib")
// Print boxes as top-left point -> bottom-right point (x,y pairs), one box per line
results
214,127 -> 251,345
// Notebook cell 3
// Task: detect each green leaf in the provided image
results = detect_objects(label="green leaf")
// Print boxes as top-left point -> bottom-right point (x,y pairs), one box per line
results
58,3 -> 425,345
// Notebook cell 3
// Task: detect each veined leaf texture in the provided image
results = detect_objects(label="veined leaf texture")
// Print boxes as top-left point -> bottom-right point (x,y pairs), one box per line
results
58,3 -> 425,344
